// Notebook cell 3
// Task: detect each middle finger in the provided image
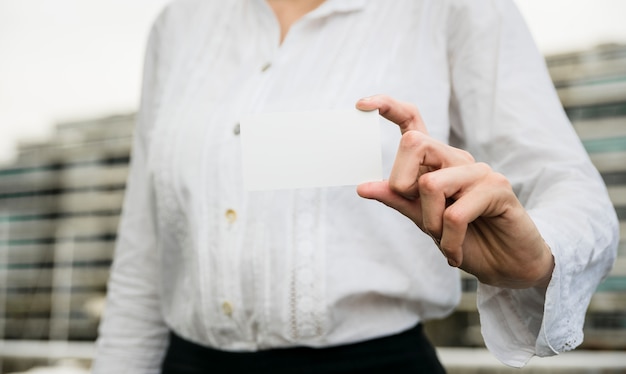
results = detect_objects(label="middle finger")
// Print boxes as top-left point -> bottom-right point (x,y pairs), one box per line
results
389,131 -> 475,199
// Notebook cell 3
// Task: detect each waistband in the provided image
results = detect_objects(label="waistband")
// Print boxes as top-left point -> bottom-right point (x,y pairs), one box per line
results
161,323 -> 446,373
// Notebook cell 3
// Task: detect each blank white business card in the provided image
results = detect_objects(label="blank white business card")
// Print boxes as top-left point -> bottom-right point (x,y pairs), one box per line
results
240,109 -> 382,191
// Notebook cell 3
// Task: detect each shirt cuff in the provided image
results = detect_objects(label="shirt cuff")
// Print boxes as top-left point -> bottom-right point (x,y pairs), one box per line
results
477,215 -> 588,367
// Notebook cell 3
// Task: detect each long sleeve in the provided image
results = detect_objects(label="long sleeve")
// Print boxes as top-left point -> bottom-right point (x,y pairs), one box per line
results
92,15 -> 170,374
446,0 -> 619,367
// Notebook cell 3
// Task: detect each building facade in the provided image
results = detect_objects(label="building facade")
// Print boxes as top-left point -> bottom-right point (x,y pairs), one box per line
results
0,114 -> 134,345
548,44 -> 626,349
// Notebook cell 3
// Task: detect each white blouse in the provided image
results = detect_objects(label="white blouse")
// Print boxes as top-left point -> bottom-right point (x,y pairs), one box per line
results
93,0 -> 618,372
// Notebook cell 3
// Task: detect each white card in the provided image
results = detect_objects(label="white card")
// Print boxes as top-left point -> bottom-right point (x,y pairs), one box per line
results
240,109 -> 382,191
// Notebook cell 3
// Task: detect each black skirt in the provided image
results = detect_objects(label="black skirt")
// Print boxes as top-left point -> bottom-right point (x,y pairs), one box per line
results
161,323 -> 446,374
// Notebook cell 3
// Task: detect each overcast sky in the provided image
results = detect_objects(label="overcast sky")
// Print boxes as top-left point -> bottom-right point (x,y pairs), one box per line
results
1,0 -> 625,165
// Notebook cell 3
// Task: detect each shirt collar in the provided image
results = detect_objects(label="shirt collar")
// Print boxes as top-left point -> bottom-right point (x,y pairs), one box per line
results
252,0 -> 368,33
255,0 -> 368,19
304,0 -> 367,19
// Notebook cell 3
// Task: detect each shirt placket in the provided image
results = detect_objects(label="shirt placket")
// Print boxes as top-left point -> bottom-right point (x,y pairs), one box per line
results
206,3 -> 284,347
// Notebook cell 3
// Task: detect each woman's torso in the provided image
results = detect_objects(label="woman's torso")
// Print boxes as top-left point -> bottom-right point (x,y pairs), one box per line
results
146,0 -> 460,350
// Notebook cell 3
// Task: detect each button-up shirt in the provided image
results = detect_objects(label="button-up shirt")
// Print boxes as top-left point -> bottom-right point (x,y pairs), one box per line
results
93,0 -> 618,372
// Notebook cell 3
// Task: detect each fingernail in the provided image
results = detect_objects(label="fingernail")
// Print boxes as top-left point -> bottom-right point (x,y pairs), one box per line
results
447,257 -> 459,268
360,96 -> 374,101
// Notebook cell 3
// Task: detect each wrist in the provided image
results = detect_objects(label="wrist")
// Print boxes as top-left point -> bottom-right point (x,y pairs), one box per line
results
532,243 -> 555,290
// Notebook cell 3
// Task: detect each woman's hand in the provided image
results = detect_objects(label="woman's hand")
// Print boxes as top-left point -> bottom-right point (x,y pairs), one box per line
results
356,95 -> 554,289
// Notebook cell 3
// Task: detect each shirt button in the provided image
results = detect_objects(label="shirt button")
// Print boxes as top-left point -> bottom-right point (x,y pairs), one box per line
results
225,209 -> 237,223
222,301 -> 234,317
261,62 -> 271,72
233,123 -> 240,135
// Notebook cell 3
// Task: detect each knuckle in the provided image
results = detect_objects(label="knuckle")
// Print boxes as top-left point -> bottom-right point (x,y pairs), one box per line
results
417,173 -> 440,194
490,171 -> 512,189
423,220 -> 440,236
406,102 -> 420,114
399,130 -> 425,150
475,162 -> 492,174
458,149 -> 475,163
388,176 -> 417,196
401,103 -> 419,121
443,206 -> 466,227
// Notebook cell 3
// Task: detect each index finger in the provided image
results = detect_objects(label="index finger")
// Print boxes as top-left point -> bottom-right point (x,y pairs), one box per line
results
356,94 -> 428,134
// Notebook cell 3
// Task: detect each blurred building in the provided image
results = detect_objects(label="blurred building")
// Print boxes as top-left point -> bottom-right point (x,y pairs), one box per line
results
0,115 -> 133,373
549,43 -> 626,349
0,44 -> 625,373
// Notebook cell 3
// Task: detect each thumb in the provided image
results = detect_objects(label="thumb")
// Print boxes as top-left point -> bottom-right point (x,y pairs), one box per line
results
357,181 -> 423,225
